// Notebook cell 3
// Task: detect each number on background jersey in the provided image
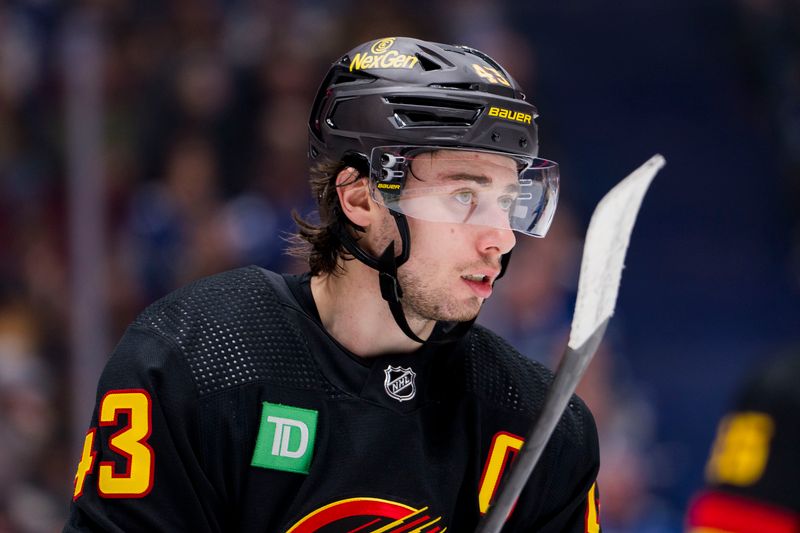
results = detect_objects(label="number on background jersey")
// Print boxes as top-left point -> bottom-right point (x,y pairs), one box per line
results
705,411 -> 774,486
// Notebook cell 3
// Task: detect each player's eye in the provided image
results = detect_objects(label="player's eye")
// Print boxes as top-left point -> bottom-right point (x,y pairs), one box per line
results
498,195 -> 515,211
453,190 -> 475,206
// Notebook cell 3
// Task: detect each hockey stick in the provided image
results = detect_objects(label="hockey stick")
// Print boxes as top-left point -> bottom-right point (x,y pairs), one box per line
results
476,154 -> 666,533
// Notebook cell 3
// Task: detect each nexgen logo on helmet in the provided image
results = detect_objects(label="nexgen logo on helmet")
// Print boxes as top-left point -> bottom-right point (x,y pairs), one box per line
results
350,51 -> 419,72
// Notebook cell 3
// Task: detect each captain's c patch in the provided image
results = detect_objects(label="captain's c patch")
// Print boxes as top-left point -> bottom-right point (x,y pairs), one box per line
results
478,431 -> 524,515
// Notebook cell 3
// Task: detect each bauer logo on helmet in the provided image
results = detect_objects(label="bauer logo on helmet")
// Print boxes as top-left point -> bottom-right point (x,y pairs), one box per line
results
488,106 -> 533,125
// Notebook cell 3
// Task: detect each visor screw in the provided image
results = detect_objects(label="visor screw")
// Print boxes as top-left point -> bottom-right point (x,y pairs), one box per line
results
519,137 -> 527,148
491,132 -> 501,142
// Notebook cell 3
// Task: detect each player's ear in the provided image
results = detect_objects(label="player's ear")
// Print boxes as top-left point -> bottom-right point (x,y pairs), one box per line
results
336,167 -> 374,227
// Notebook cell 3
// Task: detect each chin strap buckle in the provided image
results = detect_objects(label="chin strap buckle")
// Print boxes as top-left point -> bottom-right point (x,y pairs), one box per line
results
379,271 -> 403,302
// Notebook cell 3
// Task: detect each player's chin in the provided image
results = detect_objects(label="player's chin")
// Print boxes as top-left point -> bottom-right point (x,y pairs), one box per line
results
439,299 -> 483,323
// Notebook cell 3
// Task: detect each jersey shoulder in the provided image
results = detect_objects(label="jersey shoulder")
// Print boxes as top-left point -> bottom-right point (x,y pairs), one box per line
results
464,324 -> 597,446
131,266 -> 333,397
464,324 -> 552,412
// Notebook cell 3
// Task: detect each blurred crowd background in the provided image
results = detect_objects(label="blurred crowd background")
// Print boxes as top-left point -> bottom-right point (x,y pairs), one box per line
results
1,0 -> 799,531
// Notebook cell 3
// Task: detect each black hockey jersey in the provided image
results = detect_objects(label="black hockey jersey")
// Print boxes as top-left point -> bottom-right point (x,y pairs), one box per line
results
65,267 -> 600,532
687,349 -> 800,533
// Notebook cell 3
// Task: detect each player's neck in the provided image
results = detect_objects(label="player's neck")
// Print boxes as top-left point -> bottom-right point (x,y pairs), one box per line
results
310,260 -> 434,357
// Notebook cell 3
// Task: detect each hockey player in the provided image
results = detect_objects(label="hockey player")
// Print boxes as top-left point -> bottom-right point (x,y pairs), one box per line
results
686,345 -> 800,532
65,37 -> 600,532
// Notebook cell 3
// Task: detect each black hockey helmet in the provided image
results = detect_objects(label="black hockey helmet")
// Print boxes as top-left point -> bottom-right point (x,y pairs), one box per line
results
309,36 -> 540,166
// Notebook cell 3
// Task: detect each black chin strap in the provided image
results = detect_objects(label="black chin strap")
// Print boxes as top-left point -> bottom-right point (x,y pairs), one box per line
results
497,249 -> 512,281
337,213 -> 488,345
376,240 -> 427,343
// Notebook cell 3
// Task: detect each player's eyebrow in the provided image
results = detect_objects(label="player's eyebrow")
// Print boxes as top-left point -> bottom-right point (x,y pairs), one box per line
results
444,173 -> 492,186
444,173 -> 520,193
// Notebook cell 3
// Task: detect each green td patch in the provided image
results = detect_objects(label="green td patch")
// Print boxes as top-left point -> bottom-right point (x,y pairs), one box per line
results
251,402 -> 318,474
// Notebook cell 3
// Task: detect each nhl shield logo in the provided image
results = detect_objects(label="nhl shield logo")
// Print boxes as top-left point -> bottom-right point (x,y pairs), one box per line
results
383,365 -> 416,402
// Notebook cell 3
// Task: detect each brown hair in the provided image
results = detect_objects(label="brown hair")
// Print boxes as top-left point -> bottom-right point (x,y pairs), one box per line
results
287,160 -> 365,275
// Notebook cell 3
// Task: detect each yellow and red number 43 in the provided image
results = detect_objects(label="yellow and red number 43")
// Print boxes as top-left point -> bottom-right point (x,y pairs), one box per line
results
73,389 -> 155,500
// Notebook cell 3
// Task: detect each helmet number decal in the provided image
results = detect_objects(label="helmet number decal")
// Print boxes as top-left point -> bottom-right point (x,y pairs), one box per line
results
472,63 -> 511,87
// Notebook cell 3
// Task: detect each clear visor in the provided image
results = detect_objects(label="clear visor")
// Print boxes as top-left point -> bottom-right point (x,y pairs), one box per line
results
368,146 -> 559,237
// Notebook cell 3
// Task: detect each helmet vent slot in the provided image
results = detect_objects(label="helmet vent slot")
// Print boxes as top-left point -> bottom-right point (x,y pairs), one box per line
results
385,95 -> 481,111
394,111 -> 473,127
429,82 -> 481,91
415,53 -> 442,71
333,75 -> 362,84
417,45 -> 456,67
331,72 -> 375,85
386,95 -> 481,127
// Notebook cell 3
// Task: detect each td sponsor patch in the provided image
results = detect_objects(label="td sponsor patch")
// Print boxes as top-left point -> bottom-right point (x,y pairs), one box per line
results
251,402 -> 318,474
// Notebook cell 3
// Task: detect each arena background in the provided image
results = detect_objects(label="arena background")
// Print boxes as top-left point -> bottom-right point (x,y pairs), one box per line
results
1,0 -> 798,531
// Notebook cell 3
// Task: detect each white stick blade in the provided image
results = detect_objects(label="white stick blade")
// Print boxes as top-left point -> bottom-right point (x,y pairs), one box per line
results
568,154 -> 665,350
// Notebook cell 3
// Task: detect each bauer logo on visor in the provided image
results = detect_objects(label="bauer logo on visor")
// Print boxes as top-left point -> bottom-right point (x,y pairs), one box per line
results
368,146 -> 559,238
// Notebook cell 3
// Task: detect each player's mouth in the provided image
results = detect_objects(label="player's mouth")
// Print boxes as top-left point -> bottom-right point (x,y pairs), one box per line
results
461,273 -> 496,299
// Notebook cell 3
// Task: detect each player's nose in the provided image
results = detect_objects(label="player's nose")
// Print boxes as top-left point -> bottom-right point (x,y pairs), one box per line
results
477,224 -> 516,256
